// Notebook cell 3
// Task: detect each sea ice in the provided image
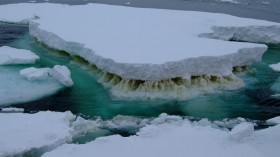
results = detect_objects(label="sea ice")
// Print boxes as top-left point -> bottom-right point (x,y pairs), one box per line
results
20,65 -> 74,87
228,122 -> 254,141
49,65 -> 74,87
0,111 -> 75,156
0,46 -> 39,65
0,66 -> 63,106
0,3 -> 276,81
266,116 -> 280,125
0,3 -> 279,99
269,62 -> 280,72
20,67 -> 50,81
0,107 -> 24,112
42,114 -> 280,157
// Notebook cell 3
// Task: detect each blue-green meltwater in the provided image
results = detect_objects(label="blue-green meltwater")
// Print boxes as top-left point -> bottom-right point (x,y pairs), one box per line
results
1,22 -> 280,121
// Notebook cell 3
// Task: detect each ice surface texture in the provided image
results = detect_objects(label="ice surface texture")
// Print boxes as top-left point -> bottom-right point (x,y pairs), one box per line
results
0,65 -> 73,106
1,111 -> 280,157
20,65 -> 74,87
42,113 -> 280,157
0,111 -> 75,157
0,3 -> 279,99
0,46 -> 39,65
0,3 -> 277,81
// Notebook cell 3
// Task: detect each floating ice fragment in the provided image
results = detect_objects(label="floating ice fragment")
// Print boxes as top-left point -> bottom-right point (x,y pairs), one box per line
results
20,67 -> 50,81
0,46 -> 39,65
49,65 -> 74,87
0,107 -> 24,112
20,65 -> 74,87
269,62 -> 280,72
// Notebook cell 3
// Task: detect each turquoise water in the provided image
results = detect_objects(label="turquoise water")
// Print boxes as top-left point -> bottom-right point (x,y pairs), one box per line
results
1,22 -> 280,121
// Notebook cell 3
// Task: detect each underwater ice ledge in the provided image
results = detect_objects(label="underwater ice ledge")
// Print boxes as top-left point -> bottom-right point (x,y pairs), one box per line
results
29,22 -> 266,100
1,3 -> 280,99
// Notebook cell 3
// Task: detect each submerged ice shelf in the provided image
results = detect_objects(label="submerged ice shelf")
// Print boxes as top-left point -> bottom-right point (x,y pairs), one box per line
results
0,3 -> 280,99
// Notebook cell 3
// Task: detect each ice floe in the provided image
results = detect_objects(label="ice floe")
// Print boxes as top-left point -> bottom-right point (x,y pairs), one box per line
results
0,67 -> 64,106
20,67 -> 50,81
0,3 -> 279,99
0,64 -> 73,106
49,65 -> 74,87
42,113 -> 280,157
1,111 -> 280,157
266,116 -> 280,125
0,107 -> 24,113
20,65 -> 74,87
0,46 -> 39,65
0,111 -> 75,157
269,62 -> 280,72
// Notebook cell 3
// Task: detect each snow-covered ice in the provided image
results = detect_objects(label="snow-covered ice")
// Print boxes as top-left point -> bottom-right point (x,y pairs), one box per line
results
0,46 -> 39,65
20,67 -> 50,81
0,111 -> 75,156
217,0 -> 240,4
266,116 -> 280,125
0,66 -> 63,106
228,122 -> 254,141
0,64 -> 72,106
20,65 -> 74,87
42,114 -> 280,157
0,3 -> 279,99
1,111 -> 280,157
269,62 -> 280,72
49,65 -> 74,87
0,107 -> 24,113
0,3 -> 276,81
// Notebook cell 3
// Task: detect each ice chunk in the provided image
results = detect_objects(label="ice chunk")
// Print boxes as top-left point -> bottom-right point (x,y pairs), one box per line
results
20,67 -> 50,81
269,63 -> 280,72
266,116 -> 280,125
0,107 -> 24,112
0,111 -> 75,156
49,65 -> 74,87
228,122 -> 254,141
218,0 -> 240,4
20,65 -> 74,87
0,46 -> 39,65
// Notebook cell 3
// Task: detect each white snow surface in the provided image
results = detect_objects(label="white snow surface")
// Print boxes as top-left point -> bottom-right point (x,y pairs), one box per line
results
217,0 -> 240,4
20,67 -> 50,81
49,65 -> 74,87
0,46 -> 39,65
0,107 -> 24,112
20,65 -> 74,87
43,114 -> 280,157
0,111 -> 75,157
0,3 -> 277,80
1,111 -> 280,157
266,116 -> 280,125
0,66 -> 63,106
269,62 -> 280,72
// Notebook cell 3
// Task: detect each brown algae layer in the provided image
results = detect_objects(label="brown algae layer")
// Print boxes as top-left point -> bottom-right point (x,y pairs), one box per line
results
98,70 -> 245,100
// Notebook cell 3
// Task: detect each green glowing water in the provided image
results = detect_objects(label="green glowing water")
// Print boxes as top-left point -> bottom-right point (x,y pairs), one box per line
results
2,23 -> 280,120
